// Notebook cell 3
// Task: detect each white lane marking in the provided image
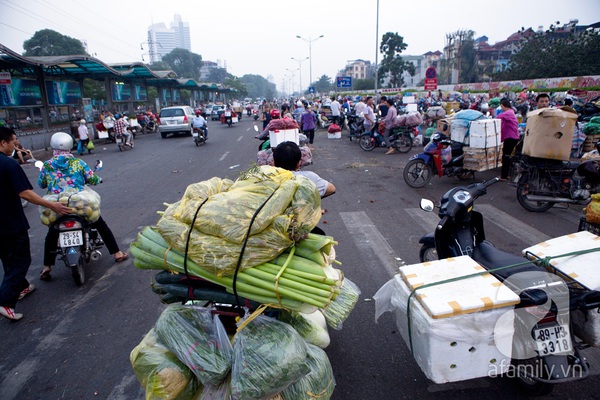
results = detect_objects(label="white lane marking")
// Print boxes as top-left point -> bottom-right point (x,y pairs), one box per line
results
219,151 -> 230,161
404,208 -> 440,233
475,204 -> 551,246
237,136 -> 244,142
340,211 -> 404,278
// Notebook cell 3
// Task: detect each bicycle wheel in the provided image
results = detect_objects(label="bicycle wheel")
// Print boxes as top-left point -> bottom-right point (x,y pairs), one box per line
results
403,159 -> 432,188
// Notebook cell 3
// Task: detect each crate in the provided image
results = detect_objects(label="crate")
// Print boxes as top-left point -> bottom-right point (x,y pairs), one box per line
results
463,145 -> 502,172
583,134 -> 600,152
579,217 -> 600,235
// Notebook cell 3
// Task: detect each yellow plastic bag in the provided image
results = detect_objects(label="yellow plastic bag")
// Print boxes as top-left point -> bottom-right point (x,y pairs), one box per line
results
585,193 -> 600,225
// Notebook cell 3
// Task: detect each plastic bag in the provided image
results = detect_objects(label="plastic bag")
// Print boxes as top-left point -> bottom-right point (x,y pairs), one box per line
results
327,124 -> 341,133
154,305 -> 233,386
281,344 -> 335,400
230,315 -> 309,399
321,278 -> 361,330
405,111 -> 423,126
87,140 -> 95,150
392,114 -> 407,128
279,310 -> 330,349
39,187 -> 101,226
130,328 -> 201,400
585,193 -> 600,224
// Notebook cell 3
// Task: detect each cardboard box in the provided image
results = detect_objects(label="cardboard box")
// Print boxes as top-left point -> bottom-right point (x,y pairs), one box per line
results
437,118 -> 452,135
376,256 -> 519,383
269,128 -> 299,148
469,119 -> 502,149
463,145 -> 503,171
522,108 -> 577,160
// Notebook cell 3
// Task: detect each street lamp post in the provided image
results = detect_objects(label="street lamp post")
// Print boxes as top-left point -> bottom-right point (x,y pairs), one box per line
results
286,68 -> 299,95
291,57 -> 309,94
374,0 -> 380,98
296,35 -> 324,89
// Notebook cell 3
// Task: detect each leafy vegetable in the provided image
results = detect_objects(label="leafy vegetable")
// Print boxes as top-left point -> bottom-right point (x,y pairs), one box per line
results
281,344 -> 336,400
321,278 -> 361,330
280,310 -> 330,349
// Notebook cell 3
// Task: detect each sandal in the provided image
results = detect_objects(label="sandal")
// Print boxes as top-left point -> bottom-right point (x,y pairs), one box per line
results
40,268 -> 52,281
114,253 -> 129,263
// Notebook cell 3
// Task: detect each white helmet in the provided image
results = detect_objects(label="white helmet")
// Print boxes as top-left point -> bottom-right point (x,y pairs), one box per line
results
79,119 -> 86,124
50,132 -> 73,150
480,103 -> 489,113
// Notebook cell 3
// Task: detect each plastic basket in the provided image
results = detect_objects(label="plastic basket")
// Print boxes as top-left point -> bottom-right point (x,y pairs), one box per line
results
578,217 -> 600,235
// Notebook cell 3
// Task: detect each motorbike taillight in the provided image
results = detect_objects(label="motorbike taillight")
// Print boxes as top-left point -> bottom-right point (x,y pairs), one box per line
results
525,306 -> 557,324
59,220 -> 82,230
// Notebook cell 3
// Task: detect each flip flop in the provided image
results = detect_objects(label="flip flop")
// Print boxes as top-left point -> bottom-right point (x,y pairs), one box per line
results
115,253 -> 129,263
40,268 -> 52,281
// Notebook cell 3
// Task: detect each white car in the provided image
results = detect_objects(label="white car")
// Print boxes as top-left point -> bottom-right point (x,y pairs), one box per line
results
157,106 -> 195,138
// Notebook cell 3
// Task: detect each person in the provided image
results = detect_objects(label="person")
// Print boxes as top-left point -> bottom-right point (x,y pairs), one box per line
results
77,119 -> 91,155
536,93 -> 550,109
561,98 -> 578,115
329,96 -> 341,125
192,110 -> 208,139
272,141 -> 335,198
260,100 -> 270,129
0,127 -> 72,320
378,96 -> 389,118
353,96 -> 366,116
255,109 -> 282,142
496,98 -> 520,181
113,113 -> 132,147
363,96 -> 376,132
103,112 -> 115,139
12,139 -> 34,164
381,98 -> 398,155
38,132 -> 129,282
342,97 -> 351,115
301,105 -> 317,149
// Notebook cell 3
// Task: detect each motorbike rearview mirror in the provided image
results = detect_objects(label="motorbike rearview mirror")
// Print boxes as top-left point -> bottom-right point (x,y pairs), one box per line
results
94,160 -> 103,172
34,160 -> 44,171
420,199 -> 435,212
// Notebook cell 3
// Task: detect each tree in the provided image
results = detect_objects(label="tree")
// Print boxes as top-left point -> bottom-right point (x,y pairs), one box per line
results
459,32 -> 478,83
82,78 -> 105,101
312,75 -> 334,93
161,49 -> 203,80
224,76 -> 248,97
377,32 -> 415,88
498,23 -> 600,80
148,61 -> 170,71
23,29 -> 86,56
208,67 -> 230,84
353,78 -> 375,90
240,74 -> 276,99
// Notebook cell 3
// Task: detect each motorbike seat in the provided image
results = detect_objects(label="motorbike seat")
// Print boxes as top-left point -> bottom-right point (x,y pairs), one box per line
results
472,241 -> 550,306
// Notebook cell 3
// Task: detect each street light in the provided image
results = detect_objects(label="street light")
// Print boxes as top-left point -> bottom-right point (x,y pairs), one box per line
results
296,35 -> 324,89
291,57 -> 309,94
286,68 -> 299,95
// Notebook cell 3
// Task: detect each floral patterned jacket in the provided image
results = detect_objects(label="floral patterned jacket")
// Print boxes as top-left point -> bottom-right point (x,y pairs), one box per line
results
38,155 -> 100,194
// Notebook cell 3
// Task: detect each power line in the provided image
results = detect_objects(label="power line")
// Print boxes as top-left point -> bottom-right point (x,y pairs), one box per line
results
0,21 -> 33,36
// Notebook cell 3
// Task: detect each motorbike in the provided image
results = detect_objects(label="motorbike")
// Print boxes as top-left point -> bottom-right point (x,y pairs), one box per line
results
515,150 -> 600,212
252,109 -> 259,121
193,126 -> 207,146
347,113 -> 365,141
403,137 -> 474,188
223,110 -> 235,127
418,178 -> 595,395
35,160 -> 105,286
359,122 -> 417,153
117,128 -> 134,151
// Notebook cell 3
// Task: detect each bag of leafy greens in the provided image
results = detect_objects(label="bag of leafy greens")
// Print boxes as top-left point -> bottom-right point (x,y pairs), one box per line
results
281,344 -> 335,400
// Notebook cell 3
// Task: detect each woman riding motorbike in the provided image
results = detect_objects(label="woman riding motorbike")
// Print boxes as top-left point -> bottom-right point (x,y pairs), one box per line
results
38,132 -> 128,281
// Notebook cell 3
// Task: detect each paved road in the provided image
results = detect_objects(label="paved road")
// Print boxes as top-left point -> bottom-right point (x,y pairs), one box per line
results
1,116 -> 598,399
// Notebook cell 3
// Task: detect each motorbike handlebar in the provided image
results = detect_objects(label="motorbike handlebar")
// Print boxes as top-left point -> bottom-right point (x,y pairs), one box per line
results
436,215 -> 449,231
483,177 -> 500,188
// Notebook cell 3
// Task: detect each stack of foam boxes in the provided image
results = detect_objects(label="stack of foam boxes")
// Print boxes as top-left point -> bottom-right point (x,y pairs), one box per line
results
456,119 -> 503,172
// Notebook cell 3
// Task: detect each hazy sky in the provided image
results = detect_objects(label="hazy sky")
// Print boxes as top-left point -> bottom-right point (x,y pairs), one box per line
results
1,0 -> 599,93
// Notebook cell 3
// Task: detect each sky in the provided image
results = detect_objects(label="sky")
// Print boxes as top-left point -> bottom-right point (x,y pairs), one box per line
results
1,0 -> 599,95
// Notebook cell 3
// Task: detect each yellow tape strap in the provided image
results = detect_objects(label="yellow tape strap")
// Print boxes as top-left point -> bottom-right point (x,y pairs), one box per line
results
236,302 -> 286,333
306,378 -> 335,398
163,246 -> 172,269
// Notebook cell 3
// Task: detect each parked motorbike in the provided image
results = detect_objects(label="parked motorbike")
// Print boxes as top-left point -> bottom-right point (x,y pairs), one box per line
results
515,149 -> 600,212
403,134 -> 474,187
418,178 -> 594,395
35,160 -> 105,286
347,113 -> 365,141
193,126 -> 207,146
359,122 -> 417,153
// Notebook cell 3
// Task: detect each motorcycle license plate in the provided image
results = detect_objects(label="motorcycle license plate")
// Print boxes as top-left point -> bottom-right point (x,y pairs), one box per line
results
192,131 -> 199,137
59,230 -> 83,248
534,325 -> 572,355
225,111 -> 232,117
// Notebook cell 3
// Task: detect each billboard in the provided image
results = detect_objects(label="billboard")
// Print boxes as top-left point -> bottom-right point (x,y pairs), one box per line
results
112,83 -> 131,101
133,85 -> 147,101
45,80 -> 81,105
0,79 -> 43,106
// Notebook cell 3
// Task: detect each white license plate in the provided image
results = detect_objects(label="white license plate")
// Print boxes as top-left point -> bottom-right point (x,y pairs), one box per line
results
534,325 -> 572,355
59,231 -> 83,247
192,131 -> 199,137
225,112 -> 231,117
167,120 -> 177,125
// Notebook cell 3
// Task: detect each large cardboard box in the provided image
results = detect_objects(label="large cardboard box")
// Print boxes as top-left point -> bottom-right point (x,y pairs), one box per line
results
375,256 -> 519,383
522,108 -> 577,160
269,128 -> 299,148
469,119 -> 502,149
463,145 -> 503,172
437,118 -> 452,135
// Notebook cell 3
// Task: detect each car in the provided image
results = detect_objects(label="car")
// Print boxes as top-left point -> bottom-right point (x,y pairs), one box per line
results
210,105 -> 225,121
157,106 -> 195,138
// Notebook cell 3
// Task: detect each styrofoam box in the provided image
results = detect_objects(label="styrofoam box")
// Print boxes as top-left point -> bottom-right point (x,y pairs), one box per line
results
392,256 -> 519,383
269,128 -> 299,148
450,120 -> 469,143
405,103 -> 418,112
469,119 -> 502,149
403,95 -> 416,104
523,231 -> 600,347
97,130 -> 109,139
327,131 -> 341,139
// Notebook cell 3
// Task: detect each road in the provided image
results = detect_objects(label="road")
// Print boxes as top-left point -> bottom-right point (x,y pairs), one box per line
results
1,115 -> 598,400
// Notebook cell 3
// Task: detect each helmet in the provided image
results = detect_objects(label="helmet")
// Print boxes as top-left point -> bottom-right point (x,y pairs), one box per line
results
296,100 -> 303,107
114,113 -> 121,119
195,110 -> 201,115
480,103 -> 489,113
431,133 -> 449,143
50,132 -> 73,150
270,109 -> 281,119
79,119 -> 86,124
356,96 -> 362,101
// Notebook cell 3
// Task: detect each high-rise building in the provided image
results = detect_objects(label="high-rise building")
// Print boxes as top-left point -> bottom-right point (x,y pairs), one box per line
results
147,14 -> 191,63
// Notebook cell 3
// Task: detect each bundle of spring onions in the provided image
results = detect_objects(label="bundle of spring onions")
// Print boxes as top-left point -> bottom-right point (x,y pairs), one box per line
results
131,227 -> 343,313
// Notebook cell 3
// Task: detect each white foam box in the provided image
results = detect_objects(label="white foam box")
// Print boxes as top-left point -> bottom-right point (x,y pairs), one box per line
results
96,130 -> 109,139
327,131 -> 341,139
405,103 -> 418,112
403,95 -> 416,104
450,120 -> 468,143
469,119 -> 502,149
463,145 -> 503,172
523,231 -> 600,347
394,256 -> 520,383
269,128 -> 299,148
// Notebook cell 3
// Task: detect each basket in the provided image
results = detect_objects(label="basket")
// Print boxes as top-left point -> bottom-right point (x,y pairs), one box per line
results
578,217 -> 600,236
583,134 -> 600,152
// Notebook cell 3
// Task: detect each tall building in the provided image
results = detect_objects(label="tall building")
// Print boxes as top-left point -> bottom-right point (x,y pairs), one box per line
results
147,14 -> 191,63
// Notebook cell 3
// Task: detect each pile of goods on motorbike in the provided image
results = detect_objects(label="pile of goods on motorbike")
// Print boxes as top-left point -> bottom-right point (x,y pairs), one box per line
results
257,133 -> 312,167
450,110 -> 503,172
129,165 -> 360,399
582,116 -> 600,152
39,187 -> 101,225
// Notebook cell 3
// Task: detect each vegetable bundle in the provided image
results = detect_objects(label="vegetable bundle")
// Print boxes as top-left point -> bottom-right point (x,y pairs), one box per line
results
39,187 -> 101,225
